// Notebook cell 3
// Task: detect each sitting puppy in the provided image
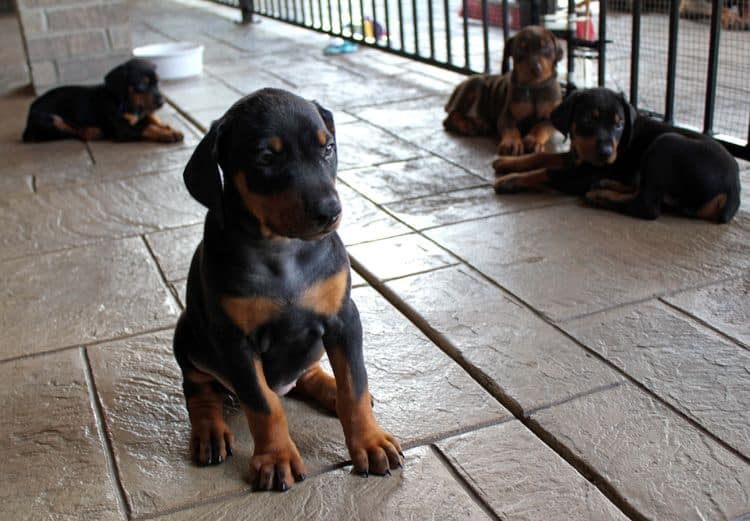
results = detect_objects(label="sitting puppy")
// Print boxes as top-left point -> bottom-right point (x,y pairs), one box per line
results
493,87 -> 741,223
174,88 -> 402,491
23,58 -> 183,143
443,25 -> 563,155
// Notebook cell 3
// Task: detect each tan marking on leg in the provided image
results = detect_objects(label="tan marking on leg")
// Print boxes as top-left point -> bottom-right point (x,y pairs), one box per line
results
122,112 -> 140,126
51,115 -> 74,133
523,121 -> 557,153
597,179 -> 636,193
245,359 -> 305,490
586,188 -> 638,204
494,167 -> 551,192
293,361 -> 338,413
220,295 -> 282,335
696,193 -> 728,221
493,151 -> 570,175
299,268 -> 349,316
186,376 -> 235,465
328,350 -> 402,475
498,127 -> 524,155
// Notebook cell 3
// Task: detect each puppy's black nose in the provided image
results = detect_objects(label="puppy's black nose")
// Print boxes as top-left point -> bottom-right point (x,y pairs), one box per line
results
596,141 -> 613,160
154,93 -> 165,108
314,198 -> 342,229
531,61 -> 542,76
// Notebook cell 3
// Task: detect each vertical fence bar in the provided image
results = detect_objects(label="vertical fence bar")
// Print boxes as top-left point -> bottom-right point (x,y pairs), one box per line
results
318,0 -> 323,28
427,0 -> 435,58
337,0 -> 343,33
502,0 -> 509,42
347,0 -> 353,36
630,0 -> 641,105
384,0 -> 391,48
481,0 -> 490,73
567,0 -> 575,89
703,0 -> 721,134
443,0 -> 452,64
359,0 -> 365,39
462,0 -> 469,68
412,0 -> 419,55
371,0 -> 378,43
664,0 -> 680,124
597,0 -> 606,86
397,0 -> 404,50
326,0 -> 332,30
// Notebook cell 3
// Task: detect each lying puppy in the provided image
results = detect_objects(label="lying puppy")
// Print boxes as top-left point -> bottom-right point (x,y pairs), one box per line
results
23,58 -> 183,143
174,88 -> 402,491
493,87 -> 741,223
443,25 -> 563,155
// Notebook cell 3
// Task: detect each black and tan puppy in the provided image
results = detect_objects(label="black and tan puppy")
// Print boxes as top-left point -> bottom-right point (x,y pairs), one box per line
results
23,58 -> 183,143
443,25 -> 563,155
174,88 -> 402,492
493,87 -> 741,222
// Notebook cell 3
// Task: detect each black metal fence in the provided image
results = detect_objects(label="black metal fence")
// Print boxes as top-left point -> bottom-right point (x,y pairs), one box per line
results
209,0 -> 749,159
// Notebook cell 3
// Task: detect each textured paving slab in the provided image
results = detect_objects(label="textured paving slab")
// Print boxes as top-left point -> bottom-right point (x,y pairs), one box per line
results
337,183 -> 411,246
336,121 -> 426,171
353,96 -> 499,181
663,275 -> 750,348
348,233 -> 458,281
529,383 -> 750,521
387,266 -> 624,413
0,237 -> 179,359
145,224 -> 202,282
437,422 -> 628,520
0,172 -> 33,201
155,446 -> 491,521
0,169 -> 204,261
384,186 -> 569,230
562,300 -> 750,457
0,350 -> 121,520
426,206 -> 750,321
88,288 -> 508,516
172,279 -> 187,309
161,76 -> 241,113
2,139 -> 92,180
338,156 -> 484,205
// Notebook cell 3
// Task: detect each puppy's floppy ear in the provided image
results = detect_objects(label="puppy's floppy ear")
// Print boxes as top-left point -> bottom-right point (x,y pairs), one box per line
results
618,92 -> 638,147
104,62 -> 129,104
501,35 -> 516,74
312,100 -> 335,136
550,90 -> 580,137
184,120 -> 225,228
553,36 -> 564,63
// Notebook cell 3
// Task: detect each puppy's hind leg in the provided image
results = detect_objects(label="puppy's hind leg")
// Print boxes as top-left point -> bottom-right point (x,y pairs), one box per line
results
23,111 -> 74,142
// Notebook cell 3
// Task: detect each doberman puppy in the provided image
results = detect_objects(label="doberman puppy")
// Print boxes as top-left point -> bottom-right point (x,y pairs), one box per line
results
174,88 -> 403,492
443,25 -> 563,155
493,87 -> 741,223
23,58 -> 183,143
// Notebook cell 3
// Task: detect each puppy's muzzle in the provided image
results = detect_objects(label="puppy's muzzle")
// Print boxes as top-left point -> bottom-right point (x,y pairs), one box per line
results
314,197 -> 342,231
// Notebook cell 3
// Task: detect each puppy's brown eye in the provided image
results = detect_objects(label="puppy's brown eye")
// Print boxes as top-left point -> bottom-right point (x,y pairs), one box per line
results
323,142 -> 334,158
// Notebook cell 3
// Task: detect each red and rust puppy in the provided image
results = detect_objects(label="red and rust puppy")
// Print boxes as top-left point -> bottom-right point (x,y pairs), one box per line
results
443,25 -> 563,155
493,87 -> 741,222
174,88 -> 402,492
22,58 -> 183,143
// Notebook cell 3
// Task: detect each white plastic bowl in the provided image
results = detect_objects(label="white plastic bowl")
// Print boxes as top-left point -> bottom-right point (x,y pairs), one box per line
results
132,42 -> 204,80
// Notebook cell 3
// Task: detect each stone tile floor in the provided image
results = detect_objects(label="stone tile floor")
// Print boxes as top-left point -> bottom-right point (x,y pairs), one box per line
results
1,1 -> 749,520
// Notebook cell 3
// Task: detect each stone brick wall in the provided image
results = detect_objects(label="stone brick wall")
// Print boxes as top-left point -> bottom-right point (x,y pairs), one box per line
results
16,0 -> 132,94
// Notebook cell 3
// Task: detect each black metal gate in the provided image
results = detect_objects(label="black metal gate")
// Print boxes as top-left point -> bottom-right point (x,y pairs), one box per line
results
209,0 -> 749,159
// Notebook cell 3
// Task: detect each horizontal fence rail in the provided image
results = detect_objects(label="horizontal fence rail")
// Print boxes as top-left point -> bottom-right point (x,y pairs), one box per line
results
208,0 -> 749,159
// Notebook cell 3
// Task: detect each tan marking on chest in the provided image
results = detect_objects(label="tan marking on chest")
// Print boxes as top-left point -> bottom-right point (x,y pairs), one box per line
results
510,100 -> 534,120
220,295 -> 281,334
299,268 -> 348,316
123,112 -> 140,125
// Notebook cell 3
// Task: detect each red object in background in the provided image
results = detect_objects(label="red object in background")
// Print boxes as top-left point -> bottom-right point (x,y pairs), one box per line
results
460,0 -> 522,30
576,17 -> 596,40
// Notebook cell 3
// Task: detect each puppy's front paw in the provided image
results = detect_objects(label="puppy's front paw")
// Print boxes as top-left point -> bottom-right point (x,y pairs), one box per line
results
522,134 -> 546,153
493,173 -> 523,193
161,128 -> 184,143
498,136 -> 524,156
191,418 -> 235,466
250,438 -> 306,492
348,425 -> 403,477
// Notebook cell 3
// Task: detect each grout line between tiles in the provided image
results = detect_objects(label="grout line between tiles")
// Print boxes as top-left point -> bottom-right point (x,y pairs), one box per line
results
659,297 -> 750,352
429,445 -> 503,521
140,234 -> 182,312
0,324 -> 175,365
80,347 -> 132,520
